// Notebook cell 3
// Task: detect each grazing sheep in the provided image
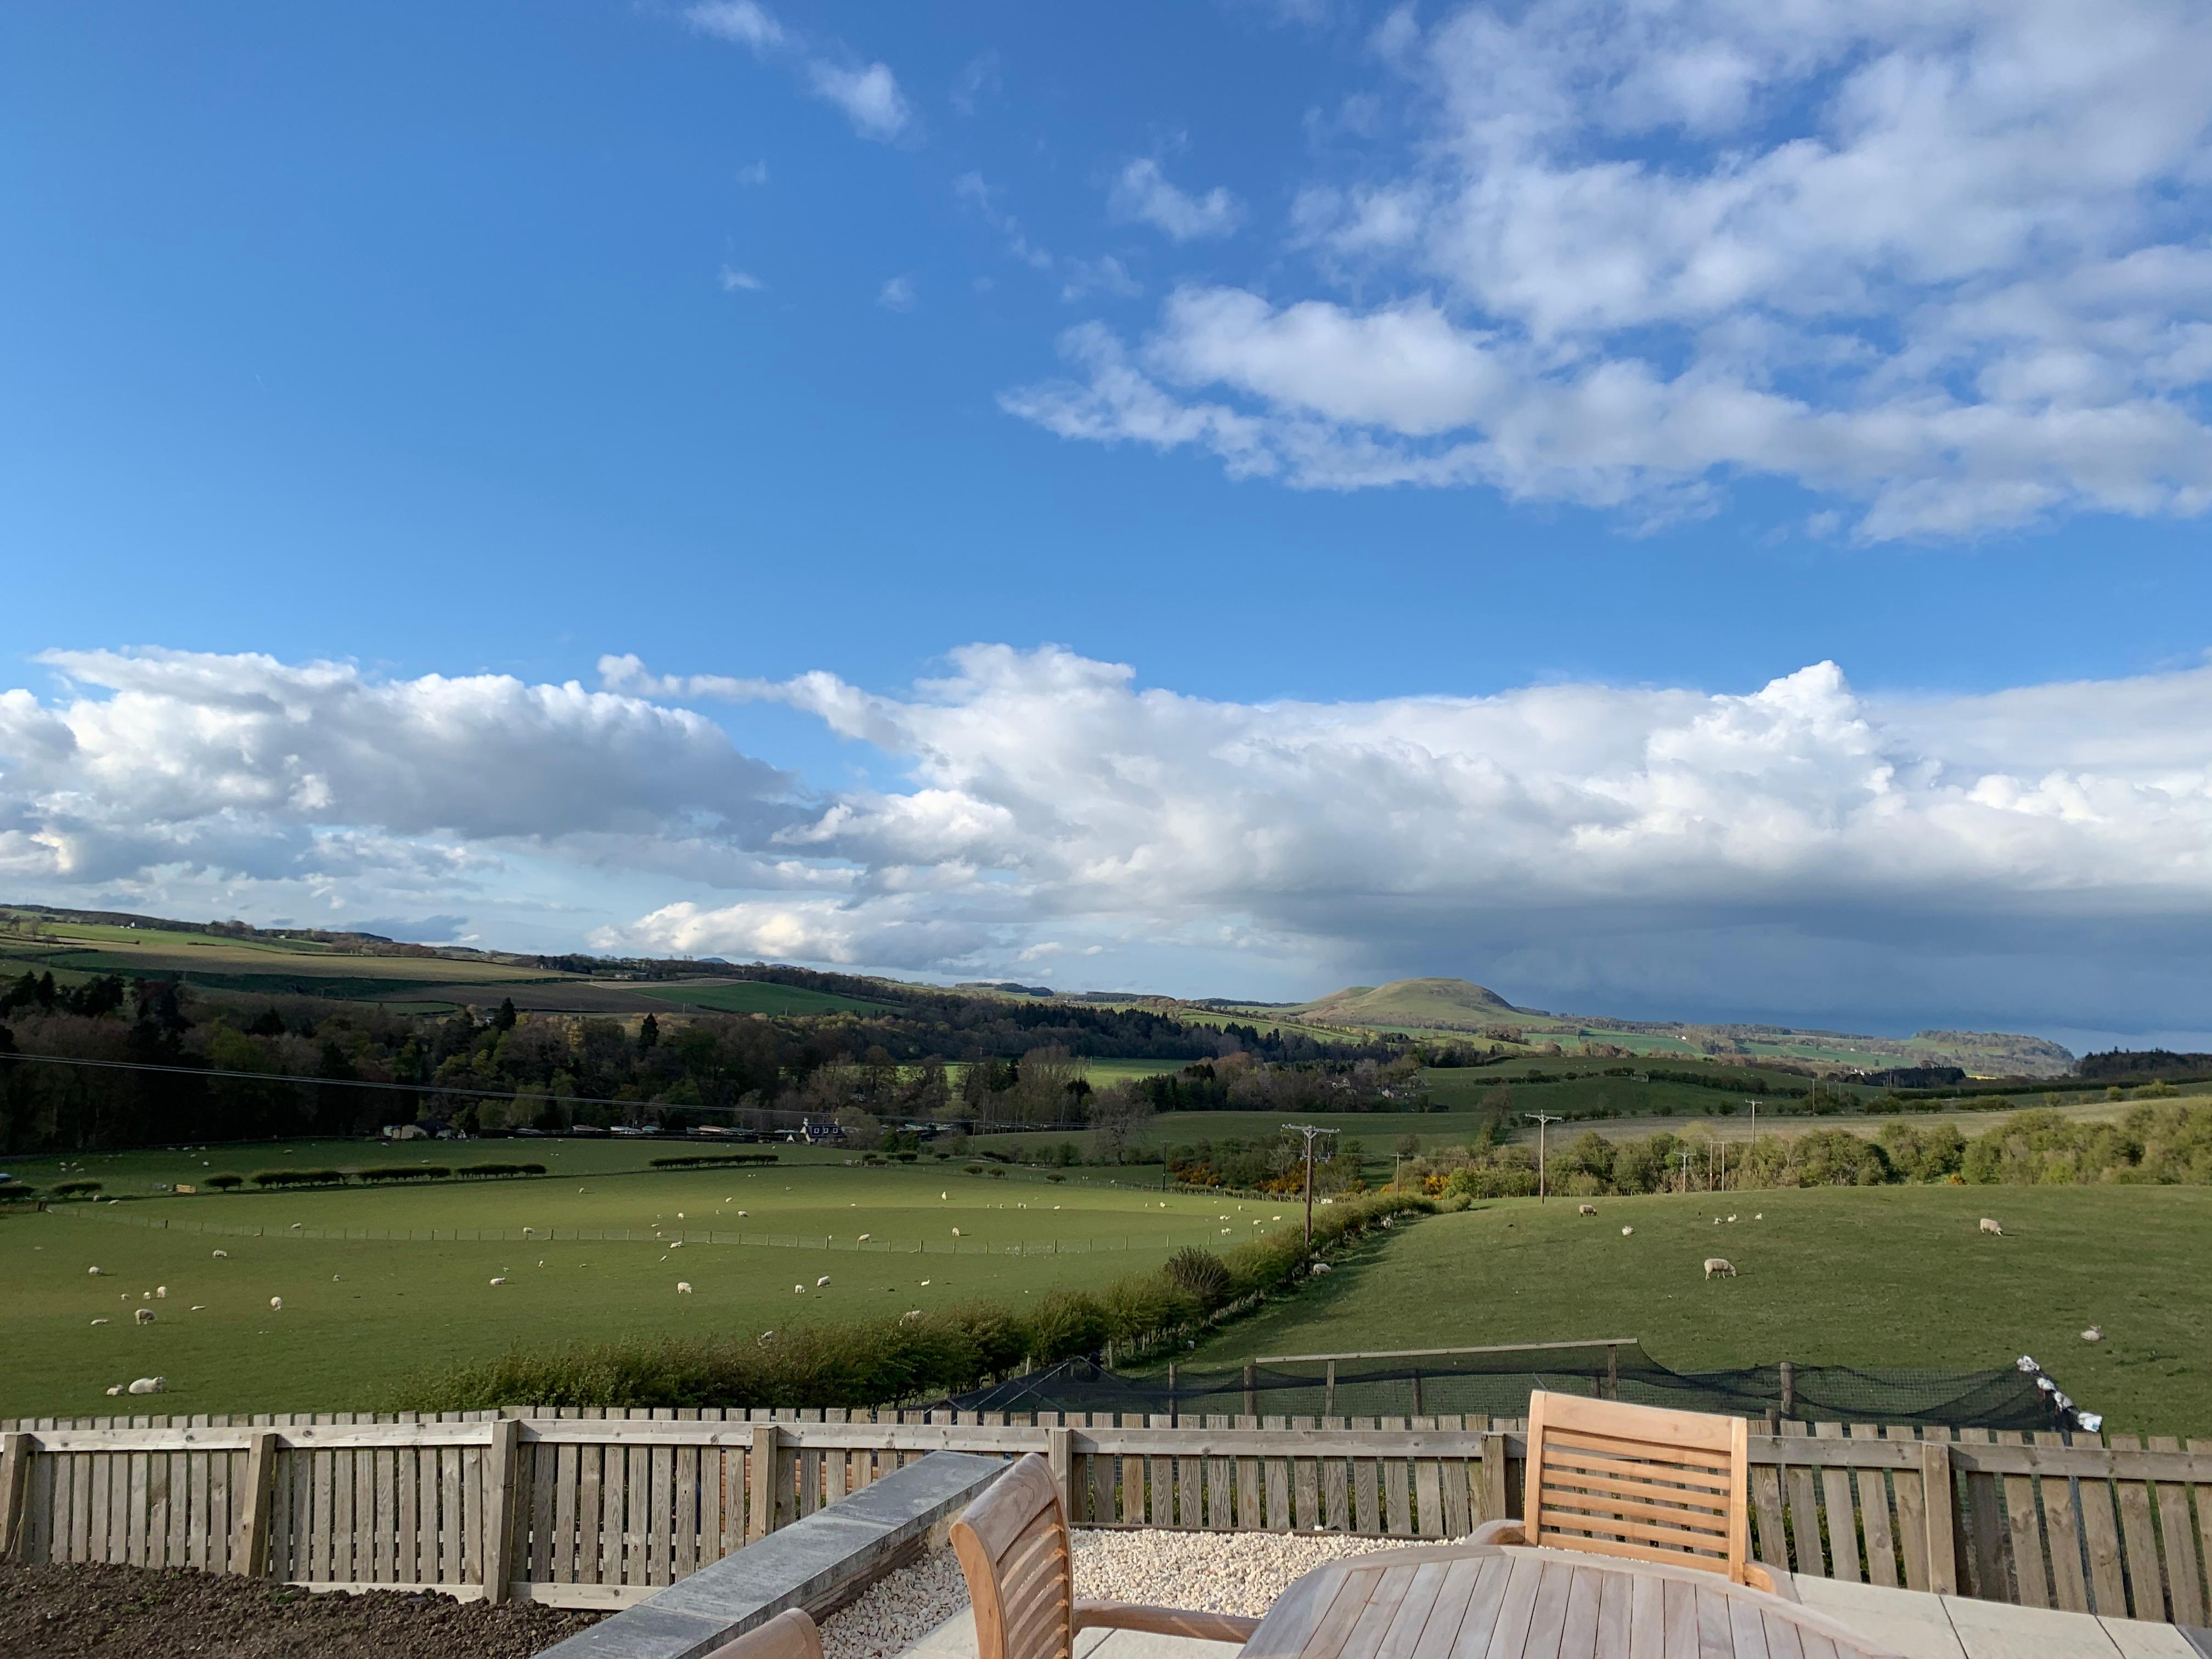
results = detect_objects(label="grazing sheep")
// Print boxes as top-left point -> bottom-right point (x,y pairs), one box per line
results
951,1227 -> 961,1237
1621,1226 -> 1634,1236
212,1250 -> 228,1259
106,1385 -> 123,1396
816,1275 -> 831,1288
134,1308 -> 155,1325
189,1306 -> 205,1312
1310,1261 -> 1332,1275
2081,1325 -> 2103,1342
1754,1213 -> 1763,1221
1704,1258 -> 1737,1279
920,1280 -> 930,1287
127,1376 -> 166,1395
793,1284 -> 806,1294
269,1296 -> 283,1310
857,1233 -> 871,1242
489,1277 -> 507,1286
1727,1216 -> 1737,1223
1578,1204 -> 1597,1216
155,1286 -> 168,1298
1980,1217 -> 2005,1235
676,1282 -> 693,1295
87,1266 -> 102,1276
90,1318 -> 110,1327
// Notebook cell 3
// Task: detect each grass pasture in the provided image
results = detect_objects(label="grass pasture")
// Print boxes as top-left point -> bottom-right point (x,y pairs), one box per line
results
0,1159 -> 1282,1419
1189,1184 -> 2212,1435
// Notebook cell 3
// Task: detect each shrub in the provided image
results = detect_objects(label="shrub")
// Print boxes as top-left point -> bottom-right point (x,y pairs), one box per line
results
358,1165 -> 450,1183
1045,1172 -> 1066,1183
1163,1247 -> 1232,1307
455,1161 -> 546,1178
249,1168 -> 347,1188
205,1172 -> 244,1190
649,1153 -> 779,1169
52,1179 -> 103,1199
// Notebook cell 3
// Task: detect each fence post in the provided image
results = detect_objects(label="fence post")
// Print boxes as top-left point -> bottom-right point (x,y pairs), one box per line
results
1048,1426 -> 1076,1520
748,1423 -> 780,1543
1324,1361 -> 1336,1418
1779,1361 -> 1796,1420
1482,1431 -> 1512,1525
0,1434 -> 31,1564
1921,1440 -> 1959,1595
1244,1362 -> 1257,1419
1605,1345 -> 1619,1402
233,1430 -> 279,1578
481,1417 -> 520,1604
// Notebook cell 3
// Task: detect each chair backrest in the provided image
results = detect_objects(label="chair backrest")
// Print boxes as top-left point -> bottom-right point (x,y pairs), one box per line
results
950,1454 -> 1074,1659
702,1609 -> 823,1659
1521,1390 -> 1753,1582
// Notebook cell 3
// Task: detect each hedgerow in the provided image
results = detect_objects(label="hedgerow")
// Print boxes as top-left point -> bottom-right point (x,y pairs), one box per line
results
390,1190 -> 1431,1412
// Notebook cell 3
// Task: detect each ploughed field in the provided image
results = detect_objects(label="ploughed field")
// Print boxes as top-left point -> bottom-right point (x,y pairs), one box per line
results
0,1160 -> 1288,1420
1189,1184 -> 2212,1435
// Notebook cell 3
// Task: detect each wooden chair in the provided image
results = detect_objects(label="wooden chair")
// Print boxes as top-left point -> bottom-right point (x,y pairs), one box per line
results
1470,1390 -> 1777,1591
703,1609 -> 825,1659
951,1454 -> 1261,1659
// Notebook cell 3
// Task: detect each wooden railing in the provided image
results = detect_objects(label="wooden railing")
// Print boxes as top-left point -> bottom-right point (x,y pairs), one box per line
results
3,1410 -> 2209,1626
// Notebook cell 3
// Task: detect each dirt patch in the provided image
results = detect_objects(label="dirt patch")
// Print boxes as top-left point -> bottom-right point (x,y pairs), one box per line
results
0,1562 -> 603,1658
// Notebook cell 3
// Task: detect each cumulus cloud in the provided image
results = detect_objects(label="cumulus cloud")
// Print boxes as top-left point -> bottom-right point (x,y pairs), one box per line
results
807,61 -> 911,142
1109,160 -> 1245,241
877,274 -> 918,312
0,648 -> 800,906
1011,0 -> 2212,540
603,644 -> 2212,1030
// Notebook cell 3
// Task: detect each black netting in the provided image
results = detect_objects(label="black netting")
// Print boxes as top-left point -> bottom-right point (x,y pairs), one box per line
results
946,1343 -> 2074,1431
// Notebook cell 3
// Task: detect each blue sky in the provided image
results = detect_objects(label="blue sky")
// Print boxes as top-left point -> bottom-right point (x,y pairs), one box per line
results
4,1 -> 2211,1047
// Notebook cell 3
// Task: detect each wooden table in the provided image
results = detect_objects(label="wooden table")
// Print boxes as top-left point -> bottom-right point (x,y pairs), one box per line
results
1239,1543 -> 1904,1659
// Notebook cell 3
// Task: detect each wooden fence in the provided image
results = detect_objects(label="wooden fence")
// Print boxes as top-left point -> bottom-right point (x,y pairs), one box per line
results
4,1410 -> 2211,1627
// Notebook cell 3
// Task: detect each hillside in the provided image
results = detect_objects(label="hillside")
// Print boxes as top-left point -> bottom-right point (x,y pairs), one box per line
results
1267,975 -> 2072,1079
1294,977 -> 1523,1026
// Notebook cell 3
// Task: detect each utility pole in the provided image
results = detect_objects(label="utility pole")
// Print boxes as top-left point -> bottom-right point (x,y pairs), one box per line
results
1678,1147 -> 1695,1195
1525,1112 -> 1562,1201
1283,1124 -> 1340,1245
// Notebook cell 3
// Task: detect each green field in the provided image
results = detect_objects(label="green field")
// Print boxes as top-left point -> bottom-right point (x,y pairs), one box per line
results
1186,1186 -> 2212,1435
639,980 -> 893,1016
0,1161 -> 1284,1419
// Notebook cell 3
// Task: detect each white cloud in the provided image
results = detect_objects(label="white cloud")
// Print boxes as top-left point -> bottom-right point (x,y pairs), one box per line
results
807,61 -> 911,142
607,643 -> 2212,1030
1109,159 -> 1245,241
877,274 -> 918,312
719,266 -> 767,293
1014,0 -> 2212,540
735,160 -> 770,187
684,3 -> 911,144
686,1 -> 785,52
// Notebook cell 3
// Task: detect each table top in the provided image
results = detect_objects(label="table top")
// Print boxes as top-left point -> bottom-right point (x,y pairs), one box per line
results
1239,1543 -> 1903,1659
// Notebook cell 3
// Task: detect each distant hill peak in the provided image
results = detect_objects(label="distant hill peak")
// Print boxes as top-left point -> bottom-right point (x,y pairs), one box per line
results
1295,978 -> 1523,1025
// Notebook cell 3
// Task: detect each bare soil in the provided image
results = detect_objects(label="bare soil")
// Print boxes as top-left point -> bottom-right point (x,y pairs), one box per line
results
0,1562 -> 603,1658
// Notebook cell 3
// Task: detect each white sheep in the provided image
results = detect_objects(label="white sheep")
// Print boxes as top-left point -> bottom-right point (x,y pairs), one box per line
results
489,1277 -> 507,1286
269,1296 -> 283,1310
1726,1216 -> 1737,1223
127,1376 -> 167,1395
1980,1217 -> 2005,1236
1704,1258 -> 1737,1279
106,1385 -> 124,1396
1621,1226 -> 1634,1236
155,1286 -> 168,1298
1578,1204 -> 1598,1216
1754,1213 -> 1763,1220
134,1308 -> 155,1325
816,1275 -> 832,1287
2081,1325 -> 2103,1342
212,1249 -> 228,1259
90,1318 -> 110,1327
793,1284 -> 806,1294
857,1233 -> 871,1242
87,1266 -> 103,1276
902,1310 -> 923,1320
1310,1261 -> 1332,1275
189,1306 -> 206,1312
951,1227 -> 961,1237
676,1282 -> 693,1295
920,1280 -> 931,1286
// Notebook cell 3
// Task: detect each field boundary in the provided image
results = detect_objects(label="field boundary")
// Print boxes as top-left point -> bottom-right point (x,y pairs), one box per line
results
45,1203 -> 1244,1256
4,1408 -> 2209,1626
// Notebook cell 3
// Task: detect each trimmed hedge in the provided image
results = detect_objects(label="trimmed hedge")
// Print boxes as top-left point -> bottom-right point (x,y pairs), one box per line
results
648,1153 -> 780,1169
454,1161 -> 546,1178
390,1190 -> 1430,1412
358,1165 -> 451,1183
51,1179 -> 103,1199
249,1168 -> 346,1188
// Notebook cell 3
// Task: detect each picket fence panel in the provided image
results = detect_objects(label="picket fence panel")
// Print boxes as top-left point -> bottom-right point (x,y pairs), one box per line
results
4,1409 -> 2210,1624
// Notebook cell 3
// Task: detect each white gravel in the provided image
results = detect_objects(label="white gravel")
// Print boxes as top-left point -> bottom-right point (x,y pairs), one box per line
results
821,1531 -> 1408,1659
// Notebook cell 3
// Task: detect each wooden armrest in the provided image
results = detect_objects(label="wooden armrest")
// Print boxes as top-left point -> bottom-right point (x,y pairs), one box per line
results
1742,1563 -> 1792,1599
1465,1519 -> 1525,1547
1074,1600 -> 1262,1643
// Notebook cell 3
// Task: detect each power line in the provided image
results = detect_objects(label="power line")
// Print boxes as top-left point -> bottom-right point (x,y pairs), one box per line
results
1281,1122 -> 1340,1245
1524,1111 -> 1562,1201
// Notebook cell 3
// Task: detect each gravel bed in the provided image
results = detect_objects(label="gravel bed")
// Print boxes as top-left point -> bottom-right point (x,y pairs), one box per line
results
822,1531 -> 1409,1659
